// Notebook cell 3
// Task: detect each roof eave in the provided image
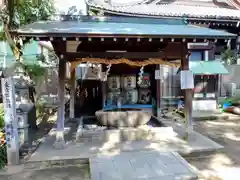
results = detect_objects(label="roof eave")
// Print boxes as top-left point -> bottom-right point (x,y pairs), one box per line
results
11,31 -> 236,41
88,4 -> 240,21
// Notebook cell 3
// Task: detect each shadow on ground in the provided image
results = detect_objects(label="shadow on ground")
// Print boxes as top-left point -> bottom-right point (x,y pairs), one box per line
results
185,114 -> 240,179
19,108 -> 58,161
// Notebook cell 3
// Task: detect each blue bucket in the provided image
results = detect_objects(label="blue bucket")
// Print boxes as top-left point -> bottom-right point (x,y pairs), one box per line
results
223,102 -> 232,109
178,100 -> 184,109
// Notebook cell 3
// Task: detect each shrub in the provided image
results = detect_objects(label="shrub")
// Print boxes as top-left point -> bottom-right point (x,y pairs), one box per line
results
0,143 -> 7,169
0,103 -> 6,169
0,104 -> 4,129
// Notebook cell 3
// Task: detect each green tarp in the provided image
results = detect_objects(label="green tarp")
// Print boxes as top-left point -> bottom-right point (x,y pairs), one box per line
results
189,61 -> 229,75
0,41 -> 39,68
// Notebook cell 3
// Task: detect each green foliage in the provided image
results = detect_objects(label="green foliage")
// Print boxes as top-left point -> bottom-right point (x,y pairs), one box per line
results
1,0 -> 55,28
88,9 -> 104,16
221,49 -> 238,65
0,144 -> 7,169
14,0 -> 55,26
36,102 -> 45,119
22,63 -> 47,82
0,103 -> 6,169
0,104 -> 4,129
0,0 -> 56,80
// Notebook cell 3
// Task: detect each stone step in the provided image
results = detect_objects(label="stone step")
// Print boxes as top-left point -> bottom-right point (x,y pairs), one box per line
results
76,125 -> 176,143
23,158 -> 89,171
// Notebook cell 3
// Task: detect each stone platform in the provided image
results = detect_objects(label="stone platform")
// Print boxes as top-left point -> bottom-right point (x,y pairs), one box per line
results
27,119 -> 223,162
90,151 -> 198,180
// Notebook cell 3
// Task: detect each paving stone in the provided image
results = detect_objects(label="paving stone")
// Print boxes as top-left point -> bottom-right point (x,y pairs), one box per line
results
90,151 -> 198,180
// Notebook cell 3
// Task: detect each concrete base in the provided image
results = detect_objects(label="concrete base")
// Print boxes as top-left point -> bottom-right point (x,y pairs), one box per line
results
76,125 -> 175,143
7,151 -> 20,166
53,140 -> 66,150
53,131 -> 66,149
193,100 -> 217,111
192,110 -> 229,121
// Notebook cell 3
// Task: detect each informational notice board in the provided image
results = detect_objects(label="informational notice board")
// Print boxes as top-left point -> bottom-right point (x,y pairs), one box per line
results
180,70 -> 194,89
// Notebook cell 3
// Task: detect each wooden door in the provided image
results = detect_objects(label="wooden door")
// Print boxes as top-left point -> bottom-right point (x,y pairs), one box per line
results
75,80 -> 102,117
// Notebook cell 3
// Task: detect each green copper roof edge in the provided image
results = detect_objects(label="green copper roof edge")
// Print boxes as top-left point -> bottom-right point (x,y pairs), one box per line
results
190,61 -> 229,75
13,16 -> 236,38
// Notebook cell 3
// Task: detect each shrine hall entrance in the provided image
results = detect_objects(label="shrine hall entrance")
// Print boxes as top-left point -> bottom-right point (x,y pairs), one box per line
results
75,79 -> 103,117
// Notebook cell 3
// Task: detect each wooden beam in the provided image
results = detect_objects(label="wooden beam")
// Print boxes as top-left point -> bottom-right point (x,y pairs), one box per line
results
69,69 -> 75,119
51,40 -> 67,57
156,64 -> 161,117
66,52 -> 165,59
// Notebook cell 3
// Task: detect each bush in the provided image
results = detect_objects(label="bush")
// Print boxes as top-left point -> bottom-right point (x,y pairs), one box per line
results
0,143 -> 7,169
0,103 -> 6,169
0,104 -> 4,129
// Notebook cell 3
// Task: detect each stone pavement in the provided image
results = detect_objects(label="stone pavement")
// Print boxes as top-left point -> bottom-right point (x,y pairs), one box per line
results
90,151 -> 198,180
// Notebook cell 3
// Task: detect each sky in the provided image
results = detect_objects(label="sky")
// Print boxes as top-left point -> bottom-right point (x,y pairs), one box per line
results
54,0 -> 87,15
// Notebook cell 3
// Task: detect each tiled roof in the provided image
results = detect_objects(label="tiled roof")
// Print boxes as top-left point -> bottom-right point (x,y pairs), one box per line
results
87,0 -> 240,20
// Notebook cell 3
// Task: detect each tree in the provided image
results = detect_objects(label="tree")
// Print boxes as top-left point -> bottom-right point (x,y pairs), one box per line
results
221,48 -> 238,65
0,0 -> 55,68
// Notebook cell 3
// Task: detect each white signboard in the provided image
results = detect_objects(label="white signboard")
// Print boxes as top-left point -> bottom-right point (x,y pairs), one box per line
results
1,77 -> 19,164
155,70 -> 162,80
180,70 -> 194,89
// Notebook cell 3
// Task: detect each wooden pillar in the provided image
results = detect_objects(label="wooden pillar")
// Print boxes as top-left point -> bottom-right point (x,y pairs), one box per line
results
216,75 -> 220,109
156,65 -> 161,117
181,43 -> 193,131
102,64 -> 107,108
208,41 -> 215,60
69,69 -> 75,119
54,57 -> 66,149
